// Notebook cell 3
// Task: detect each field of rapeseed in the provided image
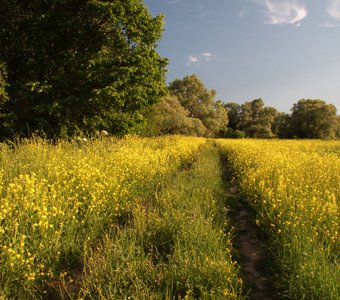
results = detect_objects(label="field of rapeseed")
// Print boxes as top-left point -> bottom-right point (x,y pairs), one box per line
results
0,136 -> 243,299
217,139 -> 340,300
1,136 -> 338,299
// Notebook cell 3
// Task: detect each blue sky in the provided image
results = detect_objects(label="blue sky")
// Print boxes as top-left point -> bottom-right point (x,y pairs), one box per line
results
144,0 -> 340,113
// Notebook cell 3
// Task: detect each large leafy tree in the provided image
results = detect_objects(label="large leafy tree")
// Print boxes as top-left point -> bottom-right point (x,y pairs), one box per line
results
224,102 -> 241,131
169,74 -> 228,137
287,99 -> 337,139
237,98 -> 279,138
0,0 -> 167,138
143,95 -> 206,136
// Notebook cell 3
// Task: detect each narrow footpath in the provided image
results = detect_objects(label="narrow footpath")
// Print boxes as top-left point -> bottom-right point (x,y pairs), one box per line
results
222,157 -> 277,300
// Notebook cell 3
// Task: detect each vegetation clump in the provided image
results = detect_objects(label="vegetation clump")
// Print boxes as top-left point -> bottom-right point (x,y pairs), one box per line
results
217,139 -> 340,299
0,0 -> 167,138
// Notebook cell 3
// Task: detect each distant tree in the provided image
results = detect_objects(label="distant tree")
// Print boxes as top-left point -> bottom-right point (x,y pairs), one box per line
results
275,113 -> 291,138
238,99 -> 262,135
0,62 -> 8,105
335,116 -> 340,138
0,62 -> 9,136
169,74 -> 228,137
0,0 -> 167,138
142,95 -> 206,136
237,98 -> 279,138
258,106 -> 280,136
224,102 -> 241,131
288,99 -> 337,139
222,128 -> 245,138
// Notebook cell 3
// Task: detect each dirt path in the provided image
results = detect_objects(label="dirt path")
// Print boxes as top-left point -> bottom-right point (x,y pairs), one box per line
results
226,184 -> 277,300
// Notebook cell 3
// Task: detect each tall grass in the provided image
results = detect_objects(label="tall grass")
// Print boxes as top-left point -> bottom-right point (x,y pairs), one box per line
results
76,142 -> 243,299
0,136 -> 206,298
217,139 -> 340,300
0,137 -> 243,299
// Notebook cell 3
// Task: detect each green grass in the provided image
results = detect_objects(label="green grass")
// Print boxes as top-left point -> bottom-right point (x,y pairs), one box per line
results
74,142 -> 243,299
3,136 -> 337,299
0,137 -> 243,299
217,139 -> 340,300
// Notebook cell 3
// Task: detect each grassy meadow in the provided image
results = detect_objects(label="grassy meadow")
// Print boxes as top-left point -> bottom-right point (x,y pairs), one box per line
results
217,139 -> 340,299
0,136 -> 339,299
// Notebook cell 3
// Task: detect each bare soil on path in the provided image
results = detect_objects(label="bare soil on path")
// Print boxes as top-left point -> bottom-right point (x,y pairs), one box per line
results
221,156 -> 278,299
227,187 -> 277,300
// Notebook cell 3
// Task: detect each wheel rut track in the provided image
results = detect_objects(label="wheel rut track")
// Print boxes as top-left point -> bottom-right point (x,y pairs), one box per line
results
221,155 -> 277,300
229,191 -> 275,300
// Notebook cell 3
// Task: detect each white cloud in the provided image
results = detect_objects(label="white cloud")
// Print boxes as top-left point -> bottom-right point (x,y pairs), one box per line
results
186,53 -> 215,66
327,0 -> 340,20
252,0 -> 307,25
187,55 -> 200,66
201,52 -> 215,61
167,0 -> 181,4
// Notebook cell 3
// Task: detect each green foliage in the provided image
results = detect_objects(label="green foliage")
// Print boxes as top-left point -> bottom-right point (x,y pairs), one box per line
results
169,74 -> 228,137
0,137 -> 244,298
237,99 -> 280,138
286,99 -> 338,139
218,139 -> 340,299
224,102 -> 241,131
0,136 -> 208,298
224,99 -> 280,138
0,0 -> 167,138
335,116 -> 340,138
225,99 -> 339,140
0,62 -> 8,105
222,128 -> 246,139
78,143 -> 243,299
142,95 -> 206,136
0,62 -> 9,137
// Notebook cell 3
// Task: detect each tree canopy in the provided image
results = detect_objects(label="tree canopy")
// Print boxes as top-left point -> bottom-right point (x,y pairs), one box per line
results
0,62 -> 8,105
223,98 -> 340,139
143,95 -> 206,136
0,0 -> 167,138
144,79 -> 339,140
286,99 -> 338,139
224,99 -> 280,138
168,74 -> 228,137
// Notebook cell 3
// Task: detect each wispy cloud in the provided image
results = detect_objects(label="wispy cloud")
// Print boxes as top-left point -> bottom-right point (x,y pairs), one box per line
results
238,10 -> 246,18
167,0 -> 181,4
167,0 -> 208,18
186,52 -> 215,66
187,55 -> 200,66
319,22 -> 340,27
201,52 -> 215,61
252,0 -> 307,25
327,0 -> 340,20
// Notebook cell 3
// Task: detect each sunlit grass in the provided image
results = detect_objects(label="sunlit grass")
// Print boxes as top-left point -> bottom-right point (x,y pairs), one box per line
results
77,143 -> 243,299
0,136 -> 206,298
217,139 -> 340,300
0,136 -> 244,299
1,136 -> 338,299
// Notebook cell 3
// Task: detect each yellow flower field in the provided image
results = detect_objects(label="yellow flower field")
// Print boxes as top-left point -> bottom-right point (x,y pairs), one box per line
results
217,139 -> 340,299
1,136 -> 338,299
0,136 -> 208,297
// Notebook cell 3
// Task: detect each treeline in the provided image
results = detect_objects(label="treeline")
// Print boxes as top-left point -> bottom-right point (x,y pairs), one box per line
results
143,74 -> 340,139
224,98 -> 340,139
0,1 -> 339,140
